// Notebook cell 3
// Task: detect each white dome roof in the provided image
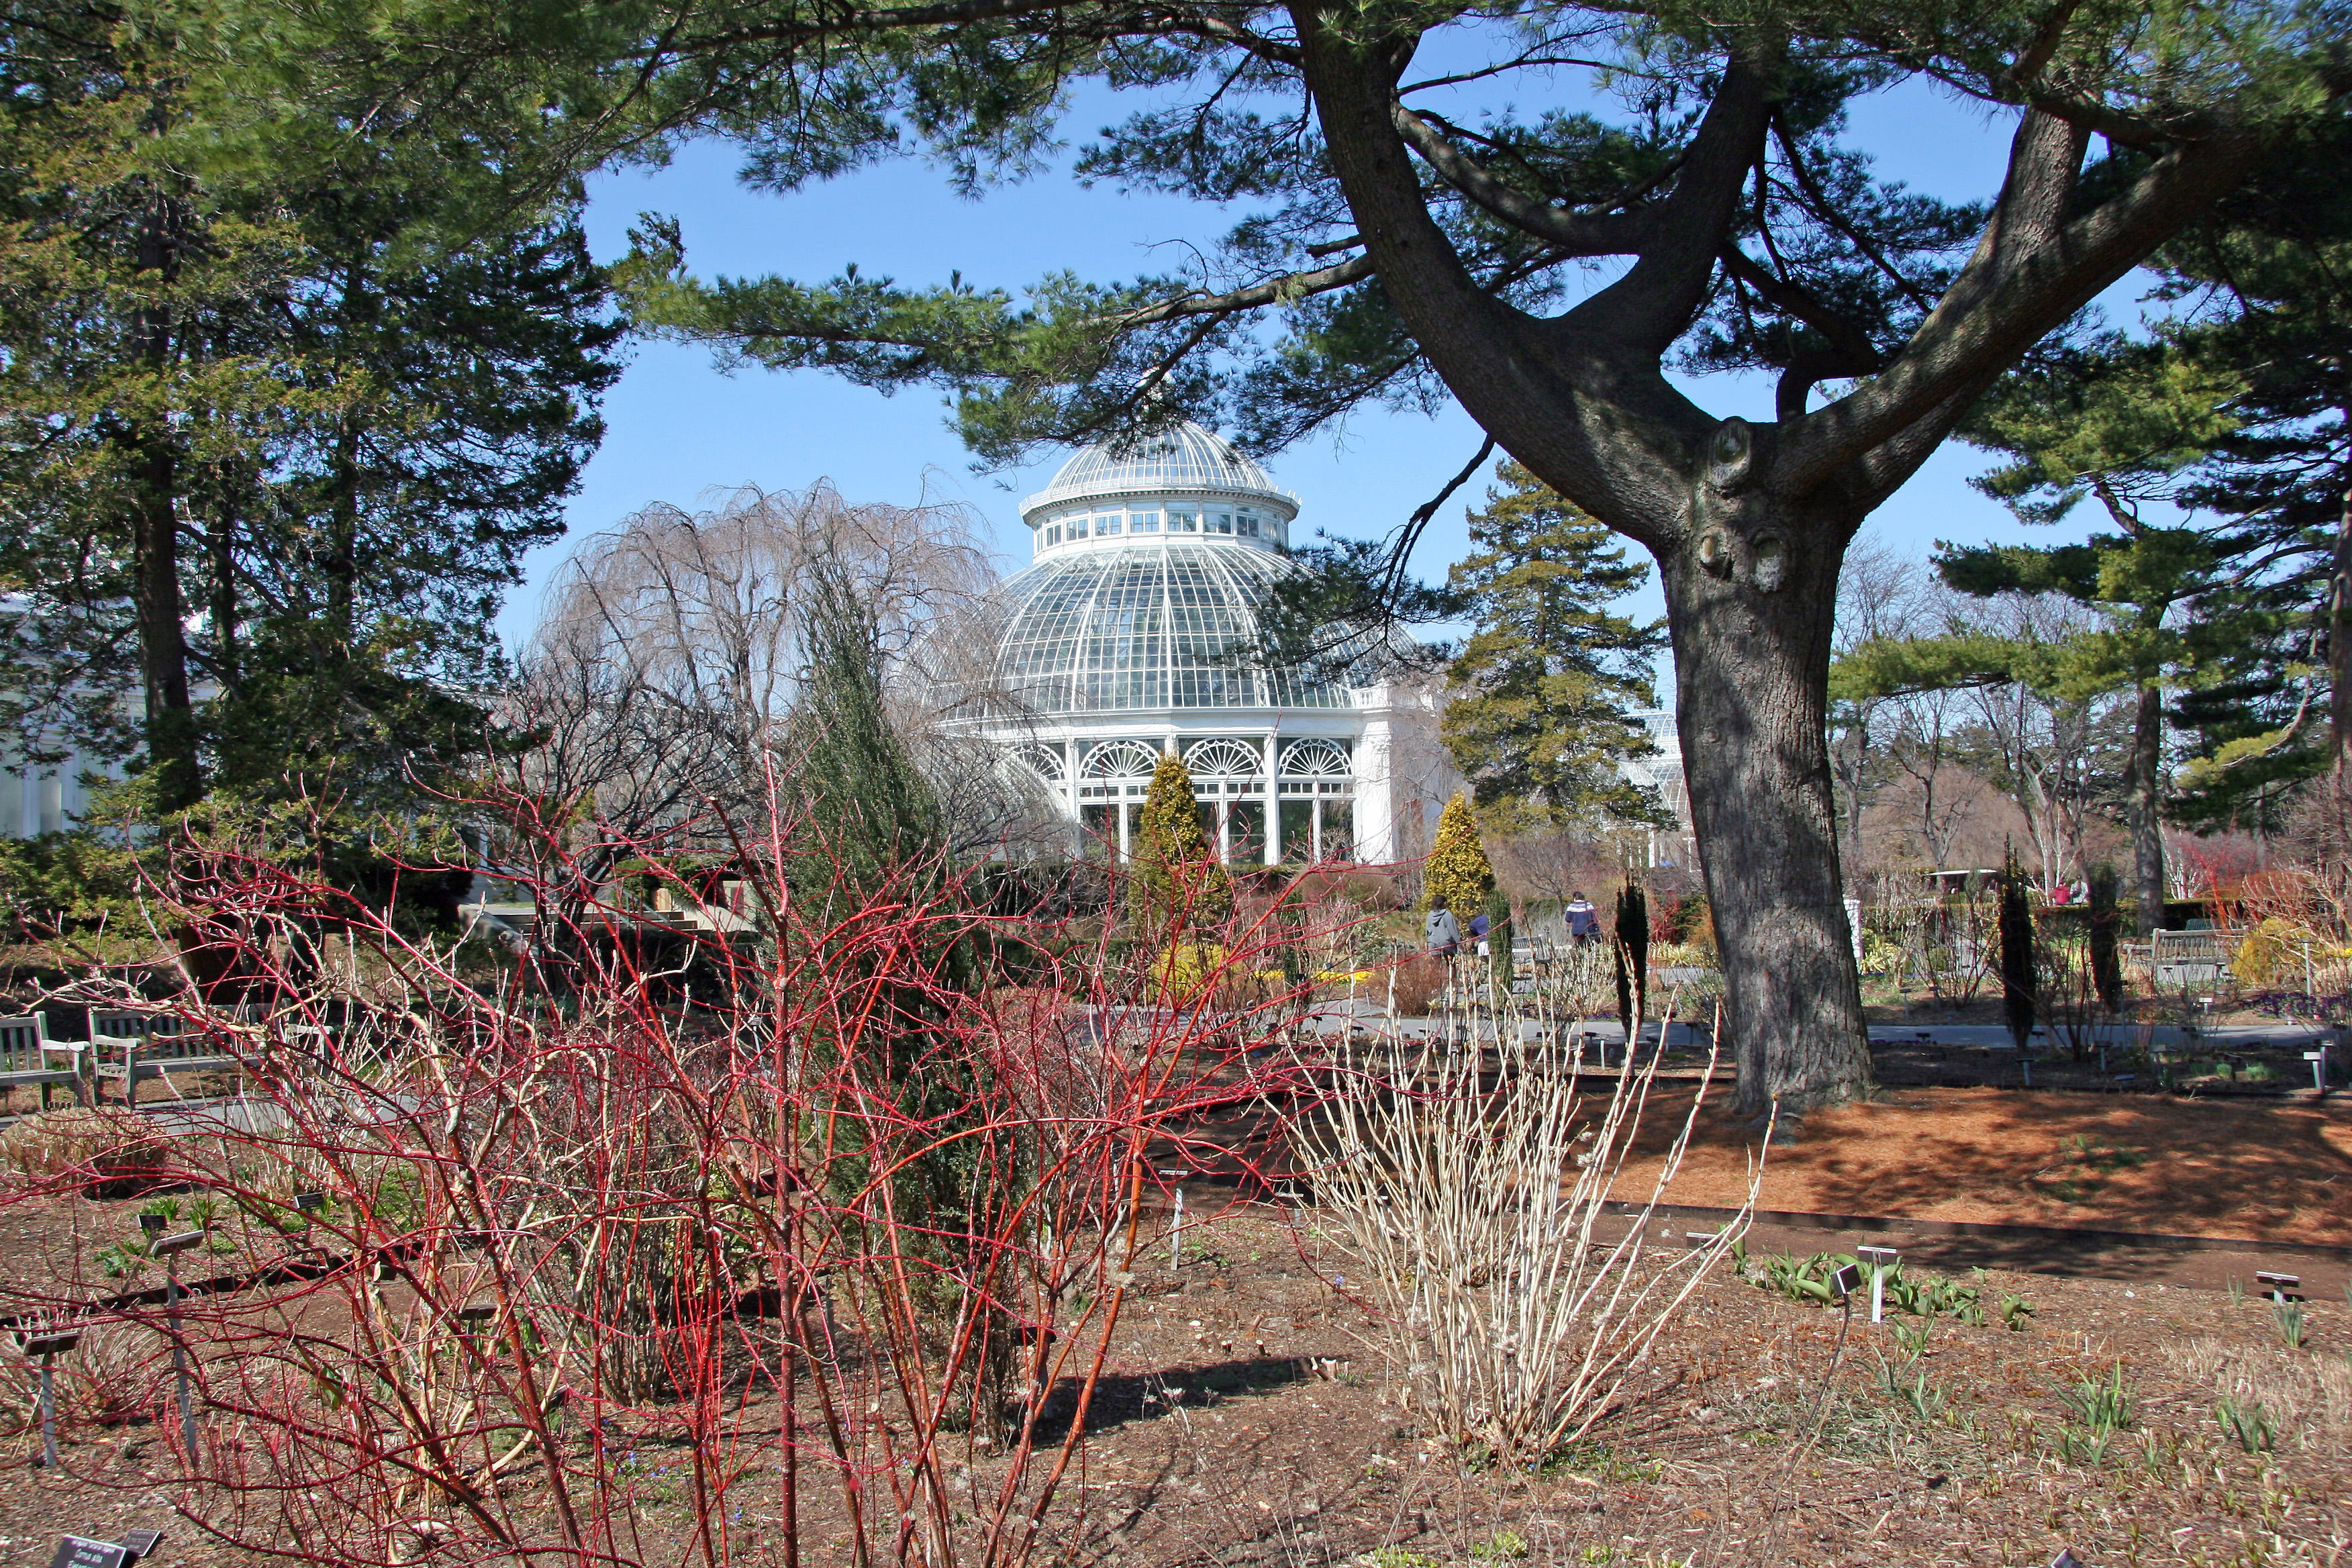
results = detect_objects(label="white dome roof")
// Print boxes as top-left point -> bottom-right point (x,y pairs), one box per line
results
1020,422 -> 1297,522
980,542 -> 1348,713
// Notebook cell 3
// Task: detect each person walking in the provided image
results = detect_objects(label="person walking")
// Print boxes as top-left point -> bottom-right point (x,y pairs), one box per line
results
1469,910 -> 1491,959
1424,903 -> 1461,958
1566,891 -> 1599,945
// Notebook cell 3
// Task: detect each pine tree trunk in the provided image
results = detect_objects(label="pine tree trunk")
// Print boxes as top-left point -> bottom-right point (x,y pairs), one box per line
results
2126,681 -> 2165,935
1661,516 -> 1873,1116
130,188 -> 198,810
132,430 -> 199,810
2331,483 -> 2352,767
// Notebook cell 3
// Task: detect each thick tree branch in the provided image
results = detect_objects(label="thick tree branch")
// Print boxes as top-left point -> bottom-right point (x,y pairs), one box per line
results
1563,49 -> 1774,358
644,0 -> 1074,54
1769,113 -> 1939,313
1291,4 -> 1707,550
1717,246 -> 1886,418
1782,110 -> 2268,499
1717,248 -> 1881,360
1389,103 -> 1652,255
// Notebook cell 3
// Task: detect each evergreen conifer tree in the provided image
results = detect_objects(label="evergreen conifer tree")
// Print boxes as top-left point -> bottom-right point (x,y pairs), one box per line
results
790,573 -> 944,901
1614,881 -> 1651,1040
1422,795 -> 1493,914
1444,462 -> 1667,830
1134,753 -> 1231,928
1998,850 -> 2040,1054
2087,863 -> 2125,1014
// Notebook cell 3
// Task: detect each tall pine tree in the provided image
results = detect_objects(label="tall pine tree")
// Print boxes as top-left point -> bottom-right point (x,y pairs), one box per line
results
0,1 -> 621,820
1441,462 -> 1667,834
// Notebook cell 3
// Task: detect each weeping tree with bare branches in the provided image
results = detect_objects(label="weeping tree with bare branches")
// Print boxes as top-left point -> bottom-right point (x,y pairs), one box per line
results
500,482 -> 1044,889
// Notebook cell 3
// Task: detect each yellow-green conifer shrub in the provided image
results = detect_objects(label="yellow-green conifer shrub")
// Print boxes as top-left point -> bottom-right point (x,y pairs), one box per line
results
1135,752 -> 1232,925
1422,793 -> 1495,912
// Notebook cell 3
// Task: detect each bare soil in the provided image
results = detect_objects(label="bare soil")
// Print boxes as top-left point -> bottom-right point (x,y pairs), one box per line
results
1612,1087 -> 2352,1248
4,1090 -> 2350,1567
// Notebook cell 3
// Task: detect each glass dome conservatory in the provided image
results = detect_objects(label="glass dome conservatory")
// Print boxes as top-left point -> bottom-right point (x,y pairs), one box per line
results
975,422 -> 1414,865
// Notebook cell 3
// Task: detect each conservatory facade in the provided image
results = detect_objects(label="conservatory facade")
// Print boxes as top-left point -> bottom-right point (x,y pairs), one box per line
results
974,422 -> 1417,865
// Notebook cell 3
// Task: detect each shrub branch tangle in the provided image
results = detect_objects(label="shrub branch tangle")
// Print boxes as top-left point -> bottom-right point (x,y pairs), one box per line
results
1304,976 -> 1750,1461
0,795 -> 1328,1568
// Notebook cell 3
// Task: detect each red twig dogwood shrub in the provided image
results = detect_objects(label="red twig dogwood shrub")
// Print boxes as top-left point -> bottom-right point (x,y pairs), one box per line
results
0,791 -> 1334,1568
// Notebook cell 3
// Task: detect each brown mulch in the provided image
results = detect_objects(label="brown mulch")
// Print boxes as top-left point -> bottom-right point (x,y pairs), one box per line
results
3,1204 -> 2350,1568
7,1079 -> 2352,1567
1608,1087 -> 2352,1248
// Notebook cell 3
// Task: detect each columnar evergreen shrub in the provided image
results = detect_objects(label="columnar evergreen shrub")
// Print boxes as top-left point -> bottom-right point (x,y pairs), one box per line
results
2087,863 -> 2125,1012
1422,794 -> 1494,914
1615,881 -> 1650,1038
1999,850 -> 2039,1052
1135,752 -> 1231,926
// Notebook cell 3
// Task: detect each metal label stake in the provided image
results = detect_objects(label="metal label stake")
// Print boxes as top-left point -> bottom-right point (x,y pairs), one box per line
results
21,1328 -> 79,1468
1857,1246 -> 1898,1325
151,1230 -> 206,1459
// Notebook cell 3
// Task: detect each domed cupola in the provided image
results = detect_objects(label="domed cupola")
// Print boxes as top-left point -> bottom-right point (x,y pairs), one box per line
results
1018,421 -> 1298,554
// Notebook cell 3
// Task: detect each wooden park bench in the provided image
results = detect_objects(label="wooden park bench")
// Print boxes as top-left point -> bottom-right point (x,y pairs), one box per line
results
0,1013 -> 89,1109
87,1008 -> 245,1101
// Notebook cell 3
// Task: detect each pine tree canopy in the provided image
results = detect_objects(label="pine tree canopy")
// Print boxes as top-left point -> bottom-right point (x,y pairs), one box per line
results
1442,460 -> 1668,832
0,2 -> 624,815
1950,107 -> 2352,834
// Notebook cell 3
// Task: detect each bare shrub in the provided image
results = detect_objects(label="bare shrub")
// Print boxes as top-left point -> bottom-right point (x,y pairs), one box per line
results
1385,953 -> 1451,1017
1301,977 -> 1749,1460
0,789 -> 1314,1568
0,1321 -> 158,1444
0,1106 -> 172,1196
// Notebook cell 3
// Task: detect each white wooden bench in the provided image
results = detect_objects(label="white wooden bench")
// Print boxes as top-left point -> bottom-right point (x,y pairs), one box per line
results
0,1014 -> 88,1109
87,1009 -> 245,1100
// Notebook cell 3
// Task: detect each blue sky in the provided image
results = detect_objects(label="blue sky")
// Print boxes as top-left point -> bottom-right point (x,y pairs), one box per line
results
509,67 -> 2144,660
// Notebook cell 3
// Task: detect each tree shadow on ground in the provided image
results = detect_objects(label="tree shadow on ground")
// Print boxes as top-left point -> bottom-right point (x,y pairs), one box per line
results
1035,1353 -> 1325,1440
1611,1085 -> 2352,1246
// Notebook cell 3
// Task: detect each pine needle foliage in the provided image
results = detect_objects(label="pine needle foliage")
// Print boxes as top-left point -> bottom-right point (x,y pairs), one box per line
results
789,574 -> 944,902
1442,462 -> 1669,831
1134,752 -> 1230,928
1422,794 -> 1494,914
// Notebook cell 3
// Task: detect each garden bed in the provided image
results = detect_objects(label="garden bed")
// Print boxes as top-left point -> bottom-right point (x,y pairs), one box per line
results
2,1206 -> 2346,1568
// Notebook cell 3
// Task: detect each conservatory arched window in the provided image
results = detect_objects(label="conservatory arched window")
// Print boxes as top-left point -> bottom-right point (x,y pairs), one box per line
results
1278,738 -> 1354,863
1077,739 -> 1162,856
1184,736 -> 1268,863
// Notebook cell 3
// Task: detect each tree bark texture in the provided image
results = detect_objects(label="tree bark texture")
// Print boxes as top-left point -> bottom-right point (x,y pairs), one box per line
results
132,429 -> 198,810
1665,487 -> 1871,1113
130,186 -> 199,810
2126,681 -> 2165,934
2332,483 -> 2352,767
